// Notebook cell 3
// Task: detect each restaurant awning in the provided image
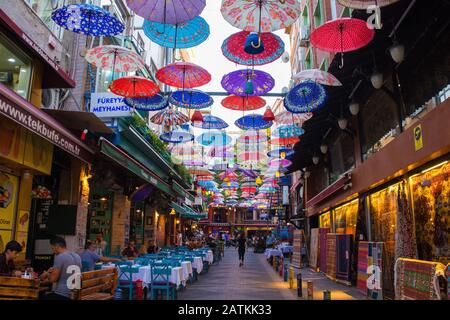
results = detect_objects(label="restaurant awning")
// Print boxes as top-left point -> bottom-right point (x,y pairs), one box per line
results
42,110 -> 114,135
171,202 -> 187,215
99,137 -> 175,197
173,180 -> 195,203
0,84 -> 94,163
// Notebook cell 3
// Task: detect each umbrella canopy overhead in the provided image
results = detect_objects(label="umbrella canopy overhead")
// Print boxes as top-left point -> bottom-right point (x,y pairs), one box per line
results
237,130 -> 268,143
126,0 -> 206,24
85,45 -> 144,73
124,95 -> 168,111
52,3 -> 124,36
160,130 -> 195,143
109,76 -> 160,98
220,0 -> 301,32
222,31 -> 285,65
157,62 -> 211,89
267,148 -> 295,159
208,146 -> 235,158
274,110 -> 313,126
143,16 -> 210,49
170,90 -> 213,109
237,151 -> 267,162
284,81 -> 327,114
292,69 -> 342,86
221,95 -> 266,111
337,0 -> 399,9
197,132 -> 232,146
150,108 -> 189,126
235,114 -> 273,130
182,160 -> 208,167
272,125 -> 305,138
270,137 -> 300,146
170,143 -> 204,157
191,115 -> 229,129
269,158 -> 292,168
222,69 -> 275,97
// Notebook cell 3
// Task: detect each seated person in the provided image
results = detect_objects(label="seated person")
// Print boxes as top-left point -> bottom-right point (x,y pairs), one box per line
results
146,240 -> 159,254
40,236 -> 82,300
79,241 -> 120,271
121,240 -> 139,259
0,241 -> 23,277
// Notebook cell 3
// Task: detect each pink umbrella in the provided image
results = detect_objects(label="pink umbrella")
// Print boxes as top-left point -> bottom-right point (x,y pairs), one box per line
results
274,111 -> 313,126
208,146 -> 235,158
269,158 -> 292,168
86,45 -> 145,76
156,62 -> 211,89
292,69 -> 342,86
237,130 -> 268,143
238,151 -> 266,162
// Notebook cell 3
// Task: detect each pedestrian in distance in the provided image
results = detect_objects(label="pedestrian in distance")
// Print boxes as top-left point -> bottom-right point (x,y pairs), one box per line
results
236,233 -> 246,267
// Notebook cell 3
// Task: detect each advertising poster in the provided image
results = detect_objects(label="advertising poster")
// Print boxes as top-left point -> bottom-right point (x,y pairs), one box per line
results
15,231 -> 28,254
0,172 -> 18,231
16,210 -> 30,233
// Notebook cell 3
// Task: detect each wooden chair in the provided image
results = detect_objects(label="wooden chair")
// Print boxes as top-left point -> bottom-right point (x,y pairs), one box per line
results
71,268 -> 118,300
0,277 -> 40,300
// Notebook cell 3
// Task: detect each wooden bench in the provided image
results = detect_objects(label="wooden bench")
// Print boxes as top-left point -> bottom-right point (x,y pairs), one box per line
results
0,277 -> 40,300
71,267 -> 118,300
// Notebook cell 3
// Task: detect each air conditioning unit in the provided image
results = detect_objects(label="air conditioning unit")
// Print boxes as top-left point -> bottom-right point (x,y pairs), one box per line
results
42,89 -> 60,109
299,25 -> 311,47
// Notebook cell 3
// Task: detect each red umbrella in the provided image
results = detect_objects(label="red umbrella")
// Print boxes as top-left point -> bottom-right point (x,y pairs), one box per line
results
270,137 -> 300,146
109,76 -> 160,98
221,95 -> 266,111
311,18 -> 375,68
156,62 -> 211,89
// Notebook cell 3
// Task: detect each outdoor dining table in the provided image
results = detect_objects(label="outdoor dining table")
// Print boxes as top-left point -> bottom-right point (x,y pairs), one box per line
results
204,250 -> 214,264
264,249 -> 283,259
192,256 -> 203,273
181,261 -> 193,280
277,244 -> 293,254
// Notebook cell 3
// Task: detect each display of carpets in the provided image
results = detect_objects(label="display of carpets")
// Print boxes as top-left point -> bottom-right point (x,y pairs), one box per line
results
410,161 -> 450,265
310,228 -> 319,269
395,183 -> 418,261
319,212 -> 331,228
326,233 -> 337,281
336,234 -> 353,284
357,241 -> 384,299
333,199 -> 358,236
291,229 -> 302,269
319,228 -> 329,273
394,258 -> 446,300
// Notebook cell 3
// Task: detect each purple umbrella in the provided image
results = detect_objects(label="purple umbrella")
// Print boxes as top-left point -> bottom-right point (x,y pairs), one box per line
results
126,0 -> 206,25
221,69 -> 275,97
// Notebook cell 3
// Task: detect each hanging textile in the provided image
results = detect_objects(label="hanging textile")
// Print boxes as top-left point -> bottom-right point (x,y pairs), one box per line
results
357,241 -> 384,300
319,228 -> 330,273
395,183 -> 418,262
309,228 -> 319,269
326,233 -> 337,281
336,234 -> 353,284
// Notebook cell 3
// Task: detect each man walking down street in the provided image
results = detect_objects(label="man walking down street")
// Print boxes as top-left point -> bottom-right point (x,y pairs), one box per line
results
236,233 -> 246,267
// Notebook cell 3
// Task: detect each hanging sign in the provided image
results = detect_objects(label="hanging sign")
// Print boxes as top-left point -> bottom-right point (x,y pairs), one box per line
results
90,92 -> 131,118
414,124 -> 423,151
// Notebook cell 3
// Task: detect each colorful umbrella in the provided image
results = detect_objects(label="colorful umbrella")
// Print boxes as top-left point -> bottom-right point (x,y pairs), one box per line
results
124,95 -> 168,111
310,18 -> 375,68
150,108 -> 189,126
170,143 -> 204,157
143,16 -> 210,49
337,0 -> 399,9
222,69 -> 275,97
235,114 -> 273,130
160,130 -> 194,143
208,147 -> 235,158
292,69 -> 342,86
222,31 -> 285,65
109,76 -> 160,98
272,125 -> 305,138
284,81 -> 327,114
238,151 -> 266,162
85,45 -> 144,75
170,90 -> 213,109
126,0 -> 206,24
270,137 -> 300,146
274,110 -> 313,126
269,158 -> 292,168
221,95 -> 266,111
191,115 -> 229,129
197,132 -> 232,146
237,130 -> 268,143
221,182 -> 239,189
182,160 -> 207,167
52,3 -> 124,36
267,148 -> 294,159
220,0 -> 301,32
157,62 -> 211,89
188,167 -> 212,175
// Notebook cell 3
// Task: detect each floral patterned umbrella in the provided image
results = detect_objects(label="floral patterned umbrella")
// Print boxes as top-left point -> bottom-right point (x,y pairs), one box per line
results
222,31 -> 285,65
337,0 -> 399,9
197,132 -> 232,146
220,0 -> 301,32
274,110 -> 313,126
150,108 -> 189,126
157,62 -> 211,89
235,114 -> 273,130
272,125 -> 305,138
170,90 -> 213,109
143,16 -> 210,49
292,69 -> 342,86
126,0 -> 206,24
109,76 -> 160,98
86,45 -> 144,76
124,95 -> 168,111
52,3 -> 124,36
191,115 -> 229,129
221,95 -> 266,111
284,81 -> 327,114
160,130 -> 194,143
269,158 -> 292,168
222,69 -> 275,97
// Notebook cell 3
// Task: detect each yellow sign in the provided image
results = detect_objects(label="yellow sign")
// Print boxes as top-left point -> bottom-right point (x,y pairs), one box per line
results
0,172 -> 18,230
414,124 -> 423,151
23,131 -> 53,175
0,230 -> 12,252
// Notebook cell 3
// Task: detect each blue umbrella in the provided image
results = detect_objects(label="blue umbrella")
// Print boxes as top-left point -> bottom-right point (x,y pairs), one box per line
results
197,132 -> 232,146
267,148 -> 295,158
235,114 -> 273,130
124,95 -> 168,111
169,90 -> 213,109
52,4 -> 124,36
160,130 -> 194,143
192,115 -> 229,129
221,182 -> 239,189
143,16 -> 210,49
272,125 -> 305,138
284,81 -> 327,114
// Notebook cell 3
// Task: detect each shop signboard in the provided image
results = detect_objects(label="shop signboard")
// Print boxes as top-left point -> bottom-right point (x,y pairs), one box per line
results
90,92 -> 131,118
414,124 -> 423,151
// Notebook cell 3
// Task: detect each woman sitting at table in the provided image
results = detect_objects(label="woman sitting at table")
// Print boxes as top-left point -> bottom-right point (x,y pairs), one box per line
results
121,240 -> 139,259
79,241 -> 120,271
0,241 -> 23,277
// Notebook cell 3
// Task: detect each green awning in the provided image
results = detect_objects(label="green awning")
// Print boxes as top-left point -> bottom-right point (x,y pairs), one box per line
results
173,181 -> 195,202
180,205 -> 207,220
99,138 -> 174,196
171,202 -> 187,214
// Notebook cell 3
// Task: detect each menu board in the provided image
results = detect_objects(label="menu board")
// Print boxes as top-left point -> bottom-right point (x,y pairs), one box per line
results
33,198 -> 54,233
291,229 -> 303,268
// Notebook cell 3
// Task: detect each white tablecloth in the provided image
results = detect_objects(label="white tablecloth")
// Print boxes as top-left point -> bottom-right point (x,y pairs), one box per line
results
192,257 -> 203,273
264,249 -> 283,259
205,250 -> 214,264
181,261 -> 193,280
277,245 -> 293,254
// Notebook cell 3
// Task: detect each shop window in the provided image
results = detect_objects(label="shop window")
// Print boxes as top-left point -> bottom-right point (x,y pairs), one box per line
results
26,0 -> 68,40
329,130 -> 355,184
0,33 -> 32,99
437,83 -> 450,104
319,211 -> 331,229
409,161 -> 450,265
332,199 -> 358,235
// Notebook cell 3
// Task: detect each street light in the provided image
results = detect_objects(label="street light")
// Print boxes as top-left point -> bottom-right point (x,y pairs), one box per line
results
371,72 -> 384,89
349,100 -> 360,116
338,118 -> 348,130
312,155 -> 319,165
320,144 -> 328,154
389,41 -> 405,64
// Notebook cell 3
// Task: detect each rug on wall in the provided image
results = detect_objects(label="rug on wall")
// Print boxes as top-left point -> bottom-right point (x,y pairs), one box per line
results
310,228 -> 319,269
326,233 -> 337,281
319,228 -> 329,273
357,241 -> 384,299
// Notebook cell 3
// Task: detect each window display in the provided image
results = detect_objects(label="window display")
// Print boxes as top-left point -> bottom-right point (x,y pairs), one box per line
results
319,211 -> 331,228
333,199 -> 358,235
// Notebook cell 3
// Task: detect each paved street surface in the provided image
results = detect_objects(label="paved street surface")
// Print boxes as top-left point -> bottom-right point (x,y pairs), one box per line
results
179,248 -> 367,300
